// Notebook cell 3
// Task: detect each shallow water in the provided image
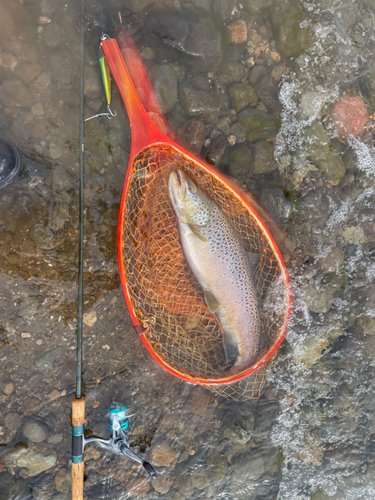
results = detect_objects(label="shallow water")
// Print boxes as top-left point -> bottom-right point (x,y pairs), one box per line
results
0,0 -> 375,499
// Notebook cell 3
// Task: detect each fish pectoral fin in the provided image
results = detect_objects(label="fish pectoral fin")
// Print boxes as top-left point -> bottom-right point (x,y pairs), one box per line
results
247,251 -> 260,275
204,290 -> 221,313
222,331 -> 238,366
189,224 -> 209,243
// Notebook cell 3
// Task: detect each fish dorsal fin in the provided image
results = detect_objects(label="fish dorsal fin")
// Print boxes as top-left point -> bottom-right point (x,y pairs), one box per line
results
204,290 -> 220,313
247,252 -> 260,275
189,224 -> 209,243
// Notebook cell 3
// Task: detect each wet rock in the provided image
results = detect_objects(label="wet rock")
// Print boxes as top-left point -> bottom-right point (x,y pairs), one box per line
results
181,86 -> 222,123
306,121 -> 346,185
83,310 -> 97,327
126,477 -> 149,497
221,403 -> 254,443
13,62 -> 41,85
1,380 -> 14,395
0,443 -> 29,468
0,53 -> 18,71
4,412 -> 22,431
271,63 -> 289,83
230,122 -> 246,144
205,134 -> 227,165
238,108 -> 278,142
49,143 -> 62,160
299,92 -> 326,121
30,223 -> 54,245
152,473 -> 173,494
229,82 -> 258,113
150,440 -> 176,467
55,468 -> 71,492
252,139 -> 278,174
340,226 -> 366,245
332,95 -> 368,141
41,22 -> 66,48
22,396 -> 42,416
190,75 -> 210,92
35,347 -> 65,372
177,118 -> 206,155
212,0 -> 233,22
144,9 -> 223,69
223,144 -> 253,180
23,418 -> 50,443
149,64 -> 177,114
32,475 -> 56,500
217,61 -> 246,87
248,65 -> 278,110
245,0 -> 275,15
260,188 -> 294,224
17,443 -> 57,476
271,4 -> 313,57
228,20 -> 248,44
0,474 -> 30,500
191,470 -> 210,490
356,315 -> 375,335
0,79 -> 31,107
303,283 -> 335,314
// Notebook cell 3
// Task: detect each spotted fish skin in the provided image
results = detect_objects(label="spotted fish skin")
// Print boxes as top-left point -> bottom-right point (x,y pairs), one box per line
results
168,170 -> 261,371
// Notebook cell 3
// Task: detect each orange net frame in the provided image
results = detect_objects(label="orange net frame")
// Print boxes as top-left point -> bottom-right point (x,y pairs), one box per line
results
121,144 -> 290,400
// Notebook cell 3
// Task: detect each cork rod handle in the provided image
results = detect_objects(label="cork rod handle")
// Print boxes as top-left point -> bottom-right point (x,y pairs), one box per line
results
72,397 -> 85,500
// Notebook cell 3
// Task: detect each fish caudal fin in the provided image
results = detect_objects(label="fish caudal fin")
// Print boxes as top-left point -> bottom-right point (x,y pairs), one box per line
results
222,330 -> 239,366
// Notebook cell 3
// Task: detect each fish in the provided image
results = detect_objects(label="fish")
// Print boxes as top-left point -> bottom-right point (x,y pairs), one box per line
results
168,169 -> 261,371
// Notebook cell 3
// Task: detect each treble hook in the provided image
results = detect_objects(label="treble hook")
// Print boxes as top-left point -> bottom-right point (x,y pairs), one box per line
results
85,104 -> 117,122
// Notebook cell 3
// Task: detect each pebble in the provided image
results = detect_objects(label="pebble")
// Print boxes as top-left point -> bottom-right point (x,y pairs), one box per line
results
150,64 -> 178,114
1,381 -> 14,395
303,283 -> 335,314
31,103 -> 44,116
217,61 -> 246,87
228,20 -> 248,44
177,119 -> 206,155
152,473 -> 174,494
4,412 -> 22,431
13,62 -> 42,85
0,443 -> 28,467
55,468 -> 71,492
41,23 -> 66,48
83,310 -> 97,327
0,80 -> 32,107
150,441 -> 176,467
252,140 -> 278,174
49,143 -> 62,160
17,443 -> 57,476
22,396 -> 42,416
331,95 -> 368,141
32,475 -> 56,500
0,53 -> 18,71
238,108 -> 278,142
30,223 -> 54,245
230,122 -> 246,143
229,82 -> 258,113
205,134 -> 227,165
23,418 -> 49,443
224,144 -> 254,180
38,16 -> 51,25
126,477 -> 150,497
35,347 -> 65,372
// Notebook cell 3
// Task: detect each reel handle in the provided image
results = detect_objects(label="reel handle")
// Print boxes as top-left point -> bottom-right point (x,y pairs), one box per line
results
142,461 -> 157,479
71,397 -> 85,500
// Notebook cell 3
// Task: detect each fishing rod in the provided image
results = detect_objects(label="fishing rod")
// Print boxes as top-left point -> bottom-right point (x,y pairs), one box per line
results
71,3 -> 156,498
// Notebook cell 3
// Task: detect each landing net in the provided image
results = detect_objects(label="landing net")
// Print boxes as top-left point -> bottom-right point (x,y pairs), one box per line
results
121,144 -> 290,400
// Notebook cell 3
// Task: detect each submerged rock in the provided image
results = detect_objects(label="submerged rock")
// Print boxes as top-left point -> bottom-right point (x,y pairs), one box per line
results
260,187 -> 294,224
23,418 -> 50,443
0,79 -> 31,107
229,82 -> 258,113
306,121 -> 346,185
252,140 -> 278,174
221,403 -> 254,443
238,108 -> 278,142
177,118 -> 206,155
205,133 -> 227,165
17,443 -> 57,476
271,4 -> 313,57
144,9 -> 224,69
180,86 -> 222,123
223,144 -> 254,180
149,64 -> 177,114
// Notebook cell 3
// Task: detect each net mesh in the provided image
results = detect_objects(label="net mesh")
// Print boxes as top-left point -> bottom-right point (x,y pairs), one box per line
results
121,144 -> 289,400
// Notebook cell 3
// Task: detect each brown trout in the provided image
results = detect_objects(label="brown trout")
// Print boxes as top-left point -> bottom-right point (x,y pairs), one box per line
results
168,169 -> 261,371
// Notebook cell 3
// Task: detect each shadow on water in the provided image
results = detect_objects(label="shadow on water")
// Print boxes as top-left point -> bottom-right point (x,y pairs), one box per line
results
1,0 -> 375,499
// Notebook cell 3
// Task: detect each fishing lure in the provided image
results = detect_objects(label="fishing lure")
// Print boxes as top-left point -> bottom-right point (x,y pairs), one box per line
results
85,36 -> 117,122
